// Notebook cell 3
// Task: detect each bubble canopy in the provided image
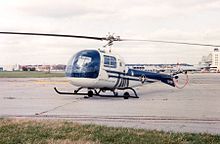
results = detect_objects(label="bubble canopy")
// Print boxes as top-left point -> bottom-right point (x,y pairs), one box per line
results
65,50 -> 101,78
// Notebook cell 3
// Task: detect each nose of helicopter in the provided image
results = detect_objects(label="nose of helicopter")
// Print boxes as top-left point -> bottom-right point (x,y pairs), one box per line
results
65,50 -> 101,79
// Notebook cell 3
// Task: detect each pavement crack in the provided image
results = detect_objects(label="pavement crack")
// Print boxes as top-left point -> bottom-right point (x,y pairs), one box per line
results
35,100 -> 78,115
3,96 -> 16,100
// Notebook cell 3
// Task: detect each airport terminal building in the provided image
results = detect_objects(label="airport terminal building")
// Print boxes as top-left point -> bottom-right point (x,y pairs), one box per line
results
211,48 -> 220,72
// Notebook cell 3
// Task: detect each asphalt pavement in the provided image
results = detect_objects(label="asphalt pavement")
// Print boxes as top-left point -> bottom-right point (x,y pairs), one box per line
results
1,73 -> 220,134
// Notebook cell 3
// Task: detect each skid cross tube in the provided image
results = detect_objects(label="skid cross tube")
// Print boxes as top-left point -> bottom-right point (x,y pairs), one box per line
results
117,87 -> 139,98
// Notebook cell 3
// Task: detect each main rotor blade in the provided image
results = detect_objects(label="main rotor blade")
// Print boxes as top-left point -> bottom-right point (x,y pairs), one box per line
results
1,31 -> 220,48
121,39 -> 220,48
0,31 -> 105,41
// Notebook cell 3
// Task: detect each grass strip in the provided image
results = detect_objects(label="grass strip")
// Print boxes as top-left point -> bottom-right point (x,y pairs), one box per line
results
0,71 -> 65,78
0,119 -> 220,144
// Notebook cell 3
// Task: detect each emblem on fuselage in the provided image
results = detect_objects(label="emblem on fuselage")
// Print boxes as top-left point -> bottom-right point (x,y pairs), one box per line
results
139,75 -> 146,84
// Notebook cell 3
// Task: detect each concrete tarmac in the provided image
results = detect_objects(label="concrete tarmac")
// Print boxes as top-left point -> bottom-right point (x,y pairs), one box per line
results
0,73 -> 220,134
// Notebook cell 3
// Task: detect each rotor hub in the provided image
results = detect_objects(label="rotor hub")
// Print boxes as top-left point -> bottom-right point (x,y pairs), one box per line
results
103,34 -> 121,47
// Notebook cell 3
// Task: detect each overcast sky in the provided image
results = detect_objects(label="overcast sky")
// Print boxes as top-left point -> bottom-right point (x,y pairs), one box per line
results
1,0 -> 220,65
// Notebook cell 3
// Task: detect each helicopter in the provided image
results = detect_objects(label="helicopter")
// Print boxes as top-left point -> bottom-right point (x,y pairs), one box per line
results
1,31 -> 220,99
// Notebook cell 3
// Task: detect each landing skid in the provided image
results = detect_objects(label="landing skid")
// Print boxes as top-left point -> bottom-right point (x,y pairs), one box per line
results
54,87 -> 139,99
54,87 -> 87,95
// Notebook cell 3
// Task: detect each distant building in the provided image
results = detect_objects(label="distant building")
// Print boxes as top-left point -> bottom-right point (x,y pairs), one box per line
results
196,51 -> 214,72
126,63 -> 194,73
199,53 -> 212,66
0,64 -> 20,71
51,64 -> 66,71
211,48 -> 220,72
0,67 -> 3,71
35,65 -> 51,72
18,64 -> 66,72
126,64 -> 160,72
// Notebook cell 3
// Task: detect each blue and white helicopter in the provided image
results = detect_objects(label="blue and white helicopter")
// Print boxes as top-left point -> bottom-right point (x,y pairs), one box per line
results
1,32 -> 219,99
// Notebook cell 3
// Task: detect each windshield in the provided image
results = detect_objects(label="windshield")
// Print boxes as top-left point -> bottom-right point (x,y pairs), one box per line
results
65,50 -> 100,78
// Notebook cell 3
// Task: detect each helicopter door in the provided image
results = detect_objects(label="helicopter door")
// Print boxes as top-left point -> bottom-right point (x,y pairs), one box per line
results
117,59 -> 126,72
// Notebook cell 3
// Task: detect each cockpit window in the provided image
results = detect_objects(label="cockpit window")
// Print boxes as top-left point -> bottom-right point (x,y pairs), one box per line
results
104,55 -> 117,68
65,50 -> 100,78
76,56 -> 92,68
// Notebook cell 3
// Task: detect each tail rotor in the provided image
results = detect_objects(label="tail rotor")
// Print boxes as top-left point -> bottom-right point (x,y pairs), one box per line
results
172,71 -> 189,89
